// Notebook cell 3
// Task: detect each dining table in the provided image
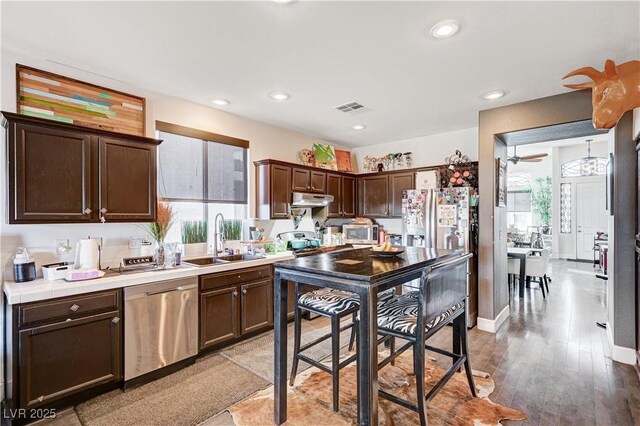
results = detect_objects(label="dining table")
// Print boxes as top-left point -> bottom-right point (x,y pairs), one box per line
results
272,246 -> 463,425
507,247 -> 541,297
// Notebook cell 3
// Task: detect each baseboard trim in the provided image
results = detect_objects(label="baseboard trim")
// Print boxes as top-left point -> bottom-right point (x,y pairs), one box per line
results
477,305 -> 510,333
606,323 -> 637,365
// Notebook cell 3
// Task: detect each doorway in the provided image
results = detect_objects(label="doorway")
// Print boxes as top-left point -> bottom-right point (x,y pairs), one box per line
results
576,181 -> 607,261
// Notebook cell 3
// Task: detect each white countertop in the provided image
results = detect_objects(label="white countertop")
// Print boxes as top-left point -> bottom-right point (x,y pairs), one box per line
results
3,252 -> 295,305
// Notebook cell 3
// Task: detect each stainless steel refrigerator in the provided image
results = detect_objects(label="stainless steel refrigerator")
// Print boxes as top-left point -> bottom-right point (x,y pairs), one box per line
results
401,187 -> 479,327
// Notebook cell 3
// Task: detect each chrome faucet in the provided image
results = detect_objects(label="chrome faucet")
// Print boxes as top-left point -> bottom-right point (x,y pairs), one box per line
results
213,213 -> 226,256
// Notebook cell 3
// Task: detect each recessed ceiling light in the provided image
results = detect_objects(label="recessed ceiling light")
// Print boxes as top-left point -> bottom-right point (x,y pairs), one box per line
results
211,99 -> 230,106
272,0 -> 296,3
482,90 -> 506,100
352,124 -> 366,131
430,20 -> 461,39
269,91 -> 290,101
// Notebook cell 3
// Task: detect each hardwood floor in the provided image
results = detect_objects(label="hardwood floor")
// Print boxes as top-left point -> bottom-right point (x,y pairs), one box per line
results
428,259 -> 640,425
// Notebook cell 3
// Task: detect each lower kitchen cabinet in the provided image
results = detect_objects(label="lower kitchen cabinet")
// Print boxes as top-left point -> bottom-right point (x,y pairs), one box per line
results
240,280 -> 273,334
200,286 -> 240,348
18,312 -> 121,409
199,265 -> 273,350
5,290 -> 122,413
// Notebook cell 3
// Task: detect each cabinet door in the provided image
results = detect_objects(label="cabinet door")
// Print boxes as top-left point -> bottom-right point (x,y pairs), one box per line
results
359,176 -> 389,217
200,286 -> 239,349
310,171 -> 326,193
10,123 -> 96,223
389,173 -> 415,217
326,174 -> 342,218
240,280 -> 273,334
341,176 -> 356,218
291,167 -> 311,192
271,165 -> 291,219
99,137 -> 156,222
18,311 -> 121,409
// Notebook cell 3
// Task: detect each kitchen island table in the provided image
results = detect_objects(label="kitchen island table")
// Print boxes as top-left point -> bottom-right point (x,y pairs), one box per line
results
273,246 -> 465,425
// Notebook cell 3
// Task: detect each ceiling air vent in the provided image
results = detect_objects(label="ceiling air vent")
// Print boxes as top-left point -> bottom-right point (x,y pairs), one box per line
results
334,101 -> 370,114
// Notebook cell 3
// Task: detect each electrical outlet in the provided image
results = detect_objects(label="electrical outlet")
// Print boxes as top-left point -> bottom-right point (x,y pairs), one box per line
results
129,236 -> 151,249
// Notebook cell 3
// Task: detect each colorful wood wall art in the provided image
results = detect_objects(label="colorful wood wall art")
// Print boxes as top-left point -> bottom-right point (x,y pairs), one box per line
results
563,59 -> 640,130
16,64 -> 146,136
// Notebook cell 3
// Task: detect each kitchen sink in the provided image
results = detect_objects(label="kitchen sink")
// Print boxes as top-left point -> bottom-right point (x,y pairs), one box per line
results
182,254 -> 265,267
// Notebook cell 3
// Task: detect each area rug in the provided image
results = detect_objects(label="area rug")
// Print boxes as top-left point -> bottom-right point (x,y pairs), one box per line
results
76,354 -> 269,426
220,320 -> 353,384
228,350 -> 527,426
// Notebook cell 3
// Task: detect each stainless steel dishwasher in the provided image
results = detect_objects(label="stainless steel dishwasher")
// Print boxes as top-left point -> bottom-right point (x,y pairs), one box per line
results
124,277 -> 198,381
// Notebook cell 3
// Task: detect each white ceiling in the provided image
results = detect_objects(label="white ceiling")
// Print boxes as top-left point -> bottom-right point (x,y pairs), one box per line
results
2,1 -> 639,148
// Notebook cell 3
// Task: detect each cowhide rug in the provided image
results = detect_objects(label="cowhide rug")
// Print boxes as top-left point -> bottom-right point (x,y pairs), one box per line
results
229,350 -> 526,425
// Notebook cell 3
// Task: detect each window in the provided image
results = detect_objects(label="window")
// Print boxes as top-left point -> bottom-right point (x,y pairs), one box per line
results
156,122 -> 250,243
560,183 -> 571,233
156,121 -> 249,204
507,191 -> 532,213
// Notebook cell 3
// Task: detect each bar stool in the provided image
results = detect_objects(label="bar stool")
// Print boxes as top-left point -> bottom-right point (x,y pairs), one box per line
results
289,287 -> 359,412
375,253 -> 476,426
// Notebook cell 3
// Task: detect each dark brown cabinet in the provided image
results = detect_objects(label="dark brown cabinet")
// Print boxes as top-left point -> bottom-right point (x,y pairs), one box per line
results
359,175 -> 389,217
240,280 -> 273,334
7,290 -> 122,410
327,173 -> 356,218
358,172 -> 415,218
292,167 -> 326,193
200,286 -> 239,348
389,172 -> 415,217
99,137 -> 156,222
2,111 -> 161,224
256,162 -> 291,219
199,265 -> 273,350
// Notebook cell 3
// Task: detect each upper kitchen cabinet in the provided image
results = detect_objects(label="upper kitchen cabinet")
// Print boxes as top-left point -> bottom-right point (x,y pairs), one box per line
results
255,160 -> 291,219
358,175 -> 389,217
326,173 -> 356,218
358,171 -> 415,218
99,137 -> 156,222
292,167 -> 326,193
2,112 -> 161,224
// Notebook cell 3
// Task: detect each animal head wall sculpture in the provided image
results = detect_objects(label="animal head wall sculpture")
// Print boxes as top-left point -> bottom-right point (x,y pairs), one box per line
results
563,59 -> 640,129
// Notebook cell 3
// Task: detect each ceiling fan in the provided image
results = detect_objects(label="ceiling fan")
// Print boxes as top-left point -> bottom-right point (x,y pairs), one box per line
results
507,146 -> 548,165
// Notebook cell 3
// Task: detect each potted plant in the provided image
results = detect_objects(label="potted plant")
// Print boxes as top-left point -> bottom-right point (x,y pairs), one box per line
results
145,203 -> 176,265
531,176 -> 552,234
223,219 -> 243,252
181,220 -> 208,258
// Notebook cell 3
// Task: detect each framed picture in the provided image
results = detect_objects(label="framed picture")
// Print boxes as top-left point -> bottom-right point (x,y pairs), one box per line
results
496,158 -> 507,207
16,64 -> 146,136
335,149 -> 352,172
313,143 -> 338,170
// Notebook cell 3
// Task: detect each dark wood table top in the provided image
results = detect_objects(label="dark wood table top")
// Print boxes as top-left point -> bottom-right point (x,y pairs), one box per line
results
274,246 -> 461,283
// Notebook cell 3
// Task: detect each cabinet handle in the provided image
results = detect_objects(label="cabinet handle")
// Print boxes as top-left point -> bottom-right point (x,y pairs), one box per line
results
242,289 -> 247,295
233,291 -> 238,297
83,208 -> 92,215
100,207 -> 108,223
112,317 -> 120,324
70,304 -> 79,312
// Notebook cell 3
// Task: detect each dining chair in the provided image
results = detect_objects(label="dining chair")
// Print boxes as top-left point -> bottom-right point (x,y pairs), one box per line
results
507,257 -> 521,296
289,287 -> 359,412
525,248 -> 551,297
374,253 -> 476,426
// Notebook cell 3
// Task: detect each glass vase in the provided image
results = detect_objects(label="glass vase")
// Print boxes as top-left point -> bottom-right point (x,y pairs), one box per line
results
154,241 -> 166,266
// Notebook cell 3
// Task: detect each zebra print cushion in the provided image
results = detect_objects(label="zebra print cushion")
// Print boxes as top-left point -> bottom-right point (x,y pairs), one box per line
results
298,288 -> 360,315
376,291 -> 464,335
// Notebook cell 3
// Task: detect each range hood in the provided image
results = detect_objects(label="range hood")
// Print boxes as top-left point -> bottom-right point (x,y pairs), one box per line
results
291,192 -> 334,207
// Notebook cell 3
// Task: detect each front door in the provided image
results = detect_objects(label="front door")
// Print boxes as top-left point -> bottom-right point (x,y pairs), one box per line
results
576,181 -> 607,261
